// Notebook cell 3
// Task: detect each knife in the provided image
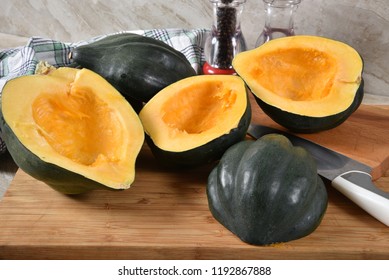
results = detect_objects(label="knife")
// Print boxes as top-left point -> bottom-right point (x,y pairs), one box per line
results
247,124 -> 389,226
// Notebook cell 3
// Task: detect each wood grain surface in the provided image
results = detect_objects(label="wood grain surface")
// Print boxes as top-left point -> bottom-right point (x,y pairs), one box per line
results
0,98 -> 388,260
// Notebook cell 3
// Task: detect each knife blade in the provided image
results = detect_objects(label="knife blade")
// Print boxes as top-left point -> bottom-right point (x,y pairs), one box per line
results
247,124 -> 389,226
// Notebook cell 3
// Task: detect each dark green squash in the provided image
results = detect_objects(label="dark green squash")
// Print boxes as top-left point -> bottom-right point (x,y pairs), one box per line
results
233,35 -> 364,133
207,134 -> 328,245
71,33 -> 197,103
139,75 -> 251,167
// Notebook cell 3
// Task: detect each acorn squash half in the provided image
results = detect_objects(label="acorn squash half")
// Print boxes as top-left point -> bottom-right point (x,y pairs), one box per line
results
0,67 -> 144,194
232,35 -> 364,133
139,75 -> 251,167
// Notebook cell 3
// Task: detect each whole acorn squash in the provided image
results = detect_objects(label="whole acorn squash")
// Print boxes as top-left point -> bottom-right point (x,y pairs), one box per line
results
0,67 -> 144,194
207,134 -> 328,245
139,75 -> 251,167
232,35 -> 364,133
71,33 -> 197,103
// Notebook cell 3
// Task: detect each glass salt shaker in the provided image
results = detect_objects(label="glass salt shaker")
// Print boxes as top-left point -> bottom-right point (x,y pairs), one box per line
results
255,0 -> 301,47
203,0 -> 247,75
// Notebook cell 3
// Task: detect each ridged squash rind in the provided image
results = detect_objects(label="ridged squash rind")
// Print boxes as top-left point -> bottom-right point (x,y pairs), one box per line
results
207,134 -> 328,245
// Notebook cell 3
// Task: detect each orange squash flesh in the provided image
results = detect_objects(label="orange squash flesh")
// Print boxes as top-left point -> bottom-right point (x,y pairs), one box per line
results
161,80 -> 238,134
32,89 -> 123,166
251,48 -> 337,102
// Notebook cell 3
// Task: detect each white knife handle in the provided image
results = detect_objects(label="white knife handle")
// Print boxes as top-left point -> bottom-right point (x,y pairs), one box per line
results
332,171 -> 389,226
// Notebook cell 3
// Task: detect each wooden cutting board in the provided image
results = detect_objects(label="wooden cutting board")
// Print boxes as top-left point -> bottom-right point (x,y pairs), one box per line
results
1,98 -> 389,260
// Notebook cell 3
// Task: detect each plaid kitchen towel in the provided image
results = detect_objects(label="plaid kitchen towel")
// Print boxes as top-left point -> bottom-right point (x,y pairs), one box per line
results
0,28 -> 209,154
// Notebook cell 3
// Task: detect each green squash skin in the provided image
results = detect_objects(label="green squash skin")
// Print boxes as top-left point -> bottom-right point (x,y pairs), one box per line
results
80,33 -> 181,52
207,134 -> 328,246
71,33 -> 197,103
253,79 -> 364,133
0,111 -> 123,195
145,94 -> 252,167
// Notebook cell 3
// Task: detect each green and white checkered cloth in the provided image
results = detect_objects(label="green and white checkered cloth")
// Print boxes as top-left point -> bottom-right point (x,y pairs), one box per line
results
0,28 -> 209,154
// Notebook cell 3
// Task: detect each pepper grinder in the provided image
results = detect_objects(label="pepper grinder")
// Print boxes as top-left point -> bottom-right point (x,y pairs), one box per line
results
255,0 -> 302,47
203,0 -> 247,75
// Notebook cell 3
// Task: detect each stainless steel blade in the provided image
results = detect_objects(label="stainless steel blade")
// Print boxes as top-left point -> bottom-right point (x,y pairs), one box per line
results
247,124 -> 371,181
